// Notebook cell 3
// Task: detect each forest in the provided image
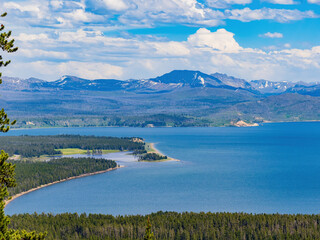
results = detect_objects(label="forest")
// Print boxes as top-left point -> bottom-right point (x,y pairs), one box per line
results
9,211 -> 320,240
0,135 -> 145,157
9,157 -> 117,196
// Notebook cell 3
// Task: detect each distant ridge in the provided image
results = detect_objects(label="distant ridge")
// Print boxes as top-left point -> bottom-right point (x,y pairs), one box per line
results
2,70 -> 320,128
3,70 -> 318,95
4,69 -> 313,94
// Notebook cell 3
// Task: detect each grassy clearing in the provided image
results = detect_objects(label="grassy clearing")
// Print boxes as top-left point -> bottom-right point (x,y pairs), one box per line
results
11,149 -> 121,162
57,148 -> 87,155
56,148 -> 120,155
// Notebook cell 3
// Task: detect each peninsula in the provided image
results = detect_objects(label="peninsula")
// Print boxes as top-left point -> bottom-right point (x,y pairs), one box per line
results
4,135 -> 177,206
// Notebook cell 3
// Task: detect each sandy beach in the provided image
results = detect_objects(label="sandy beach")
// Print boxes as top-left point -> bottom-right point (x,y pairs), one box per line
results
146,142 -> 180,162
5,165 -> 123,207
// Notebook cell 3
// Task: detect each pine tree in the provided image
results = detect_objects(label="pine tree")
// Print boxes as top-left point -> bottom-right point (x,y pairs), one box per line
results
0,12 -> 17,133
0,12 -> 46,239
144,217 -> 155,240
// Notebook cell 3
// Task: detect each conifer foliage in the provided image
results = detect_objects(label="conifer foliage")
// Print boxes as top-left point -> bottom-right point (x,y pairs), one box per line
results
144,217 -> 155,240
0,12 -> 45,239
0,12 -> 17,133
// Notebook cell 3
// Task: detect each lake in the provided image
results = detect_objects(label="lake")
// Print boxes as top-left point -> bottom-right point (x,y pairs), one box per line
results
5,122 -> 320,215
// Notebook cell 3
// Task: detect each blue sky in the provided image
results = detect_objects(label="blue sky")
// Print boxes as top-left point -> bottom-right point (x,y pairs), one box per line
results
1,0 -> 320,82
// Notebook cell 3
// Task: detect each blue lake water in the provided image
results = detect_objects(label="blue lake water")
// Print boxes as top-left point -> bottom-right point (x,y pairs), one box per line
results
4,122 -> 320,215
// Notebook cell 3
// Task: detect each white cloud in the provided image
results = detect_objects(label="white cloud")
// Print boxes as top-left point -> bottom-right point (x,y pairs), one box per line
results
19,49 -> 69,59
62,9 -> 104,23
211,54 -> 236,66
16,33 -> 50,42
102,0 -> 129,11
24,61 -> 124,79
188,28 -> 242,52
4,2 -> 40,13
50,0 -> 63,10
3,23 -> 320,82
262,0 -> 297,5
225,8 -> 317,22
3,1 -> 47,19
1,0 -> 318,31
307,0 -> 320,4
115,0 -> 225,27
259,32 -> 283,38
206,0 -> 252,9
152,42 -> 190,56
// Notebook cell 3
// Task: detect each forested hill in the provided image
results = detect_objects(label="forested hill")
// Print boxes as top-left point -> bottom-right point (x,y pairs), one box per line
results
9,211 -> 320,239
0,135 -> 145,158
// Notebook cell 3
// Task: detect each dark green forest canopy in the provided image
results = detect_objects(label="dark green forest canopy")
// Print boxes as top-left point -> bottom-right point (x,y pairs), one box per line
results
0,135 -> 145,157
9,157 -> 117,196
139,153 -> 167,161
9,211 -> 320,240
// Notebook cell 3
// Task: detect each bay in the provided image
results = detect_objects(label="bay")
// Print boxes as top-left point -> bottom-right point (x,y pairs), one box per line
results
4,122 -> 320,215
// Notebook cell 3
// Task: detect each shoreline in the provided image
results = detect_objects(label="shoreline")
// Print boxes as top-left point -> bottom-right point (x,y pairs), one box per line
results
5,165 -> 124,207
146,142 -> 180,162
11,120 -> 320,131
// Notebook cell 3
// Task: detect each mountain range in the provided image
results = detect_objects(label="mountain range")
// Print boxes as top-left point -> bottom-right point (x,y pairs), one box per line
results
1,70 -> 320,128
2,70 -> 319,95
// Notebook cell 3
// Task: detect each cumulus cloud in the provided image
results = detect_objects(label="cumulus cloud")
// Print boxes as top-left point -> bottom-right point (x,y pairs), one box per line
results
188,28 -> 242,52
259,32 -> 283,38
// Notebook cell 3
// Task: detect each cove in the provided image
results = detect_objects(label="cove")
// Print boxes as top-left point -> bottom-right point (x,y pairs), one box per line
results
5,122 -> 320,215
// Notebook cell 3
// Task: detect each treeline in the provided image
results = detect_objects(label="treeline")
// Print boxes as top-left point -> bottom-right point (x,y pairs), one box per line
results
12,114 -> 222,129
10,157 -> 117,196
138,153 -> 167,161
0,135 -> 145,157
9,211 -> 320,239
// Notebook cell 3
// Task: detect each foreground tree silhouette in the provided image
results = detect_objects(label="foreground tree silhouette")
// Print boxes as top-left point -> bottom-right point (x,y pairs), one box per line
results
0,12 -> 46,239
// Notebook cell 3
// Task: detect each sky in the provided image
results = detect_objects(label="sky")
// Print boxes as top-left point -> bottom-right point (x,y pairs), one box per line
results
1,0 -> 320,82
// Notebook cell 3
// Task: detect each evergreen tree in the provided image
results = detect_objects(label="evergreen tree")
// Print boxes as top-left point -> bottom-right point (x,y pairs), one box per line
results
0,12 -> 46,239
0,12 -> 17,133
144,217 -> 155,240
